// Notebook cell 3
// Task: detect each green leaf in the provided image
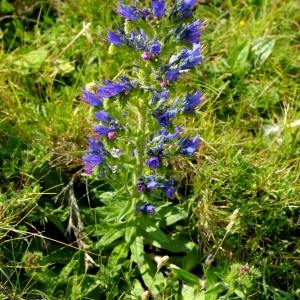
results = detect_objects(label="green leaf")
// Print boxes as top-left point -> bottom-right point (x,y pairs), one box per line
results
170,266 -> 200,286
138,256 -> 164,296
159,205 -> 188,227
204,282 -> 226,298
125,221 -> 136,244
227,42 -> 251,74
130,279 -> 144,299
31,269 -> 59,293
95,228 -> 125,248
181,285 -> 198,300
252,37 -> 275,65
1,0 -> 15,13
130,235 -> 144,265
142,222 -> 188,253
183,247 -> 200,271
107,243 -> 129,271
12,49 -> 49,74
59,259 -> 77,283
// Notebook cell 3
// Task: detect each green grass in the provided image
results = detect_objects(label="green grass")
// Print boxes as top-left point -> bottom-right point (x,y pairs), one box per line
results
0,0 -> 299,299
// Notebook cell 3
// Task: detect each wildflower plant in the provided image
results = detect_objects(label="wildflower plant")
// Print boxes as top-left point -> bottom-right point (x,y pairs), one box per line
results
81,0 -> 204,297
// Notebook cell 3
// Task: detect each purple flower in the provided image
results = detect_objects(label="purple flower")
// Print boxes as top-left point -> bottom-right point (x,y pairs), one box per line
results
98,78 -> 132,98
149,40 -> 161,56
94,125 -> 115,137
83,138 -> 107,174
147,156 -> 160,169
152,0 -> 166,18
177,20 -> 202,44
160,178 -> 177,198
141,51 -> 151,60
171,0 -> 197,19
178,135 -> 200,155
159,126 -> 183,141
82,88 -> 102,106
163,185 -> 176,198
180,90 -> 202,113
155,109 -> 177,127
87,138 -> 107,154
165,69 -> 180,81
179,43 -> 202,70
107,30 -> 125,45
140,203 -> 156,214
160,80 -> 167,87
83,153 -> 105,175
137,182 -> 147,193
107,131 -> 117,140
117,2 -> 141,20
146,176 -> 159,189
94,110 -> 114,123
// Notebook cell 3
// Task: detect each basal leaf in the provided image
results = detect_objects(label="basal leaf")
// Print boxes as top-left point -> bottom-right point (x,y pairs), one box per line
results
125,221 -> 136,244
107,242 -> 129,270
95,228 -> 125,248
130,235 -> 144,265
170,266 -> 200,286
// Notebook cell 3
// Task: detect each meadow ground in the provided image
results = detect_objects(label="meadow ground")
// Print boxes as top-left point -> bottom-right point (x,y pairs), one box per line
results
0,0 -> 299,299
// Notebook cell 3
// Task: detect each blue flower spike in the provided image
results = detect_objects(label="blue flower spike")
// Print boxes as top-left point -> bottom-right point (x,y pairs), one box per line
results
82,0 -> 204,209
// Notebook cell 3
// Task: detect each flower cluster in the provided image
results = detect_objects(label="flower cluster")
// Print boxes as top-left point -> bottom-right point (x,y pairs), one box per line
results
81,0 -> 203,213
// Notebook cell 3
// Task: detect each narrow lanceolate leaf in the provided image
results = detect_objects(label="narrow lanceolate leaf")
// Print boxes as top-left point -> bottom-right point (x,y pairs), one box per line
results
138,256 -> 165,296
170,265 -> 200,286
95,228 -> 125,248
107,243 -> 129,270
252,37 -> 275,65
59,259 -> 78,282
142,223 -> 188,252
130,235 -> 144,265
125,221 -> 137,244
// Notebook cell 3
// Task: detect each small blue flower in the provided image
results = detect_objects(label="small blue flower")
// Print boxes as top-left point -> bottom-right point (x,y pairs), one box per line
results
107,30 -> 125,45
178,135 -> 200,155
94,110 -> 114,123
152,0 -> 166,18
179,43 -> 202,70
140,203 -> 156,214
83,153 -> 105,175
171,0 -> 197,19
83,138 -> 107,174
128,29 -> 148,50
146,176 -> 160,189
137,182 -> 147,193
94,125 -> 115,137
146,156 -> 160,169
160,178 -> 177,198
159,125 -> 183,141
117,2 -> 141,20
107,29 -> 149,51
150,90 -> 170,104
155,109 -> 177,127
87,138 -> 107,154
82,88 -> 102,106
163,185 -> 176,198
165,69 -> 180,81
98,78 -> 132,98
149,40 -> 161,56
177,20 -> 202,44
180,90 -> 201,113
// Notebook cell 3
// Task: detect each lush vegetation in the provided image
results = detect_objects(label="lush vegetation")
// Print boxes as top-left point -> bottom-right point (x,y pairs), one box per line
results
0,0 -> 299,299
